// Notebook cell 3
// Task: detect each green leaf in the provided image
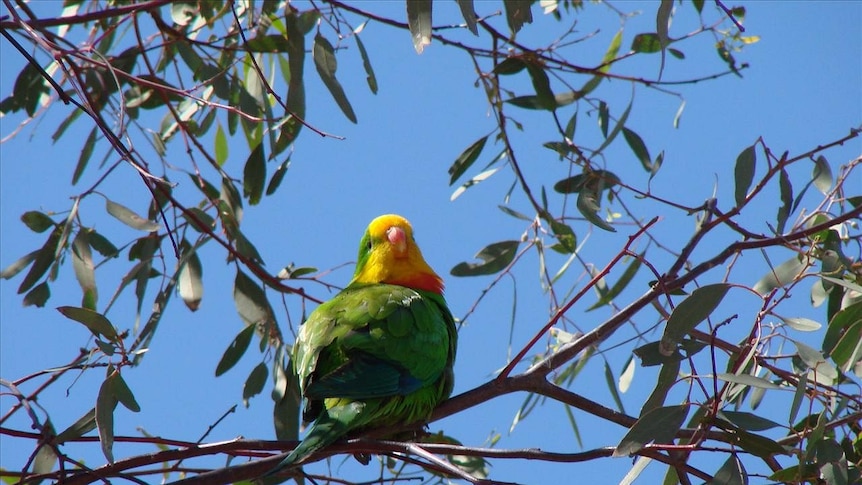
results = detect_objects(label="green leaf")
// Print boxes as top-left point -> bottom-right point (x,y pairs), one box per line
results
178,246 -> 204,312
776,168 -> 793,233
503,0 -> 533,34
692,0 -> 705,13
830,319 -> 862,372
243,142 -> 266,205
112,372 -> 141,412
777,315 -> 821,332
524,62 -> 556,111
823,301 -> 862,355
448,135 -> 489,185
708,455 -> 747,485
313,34 -> 357,123
716,373 -> 781,390
17,226 -> 62,294
660,284 -> 730,355
23,281 -> 50,307
794,340 -> 838,382
788,372 -> 807,426
55,408 -> 97,444
105,199 -> 160,232
21,211 -> 55,233
812,155 -> 832,195
631,33 -> 662,53
1,249 -> 39,280
215,324 -> 256,377
734,144 -> 756,206
245,34 -> 291,53
13,62 -> 50,117
622,128 -> 653,172
717,411 -> 781,432
73,127 -> 98,185
451,240 -> 519,277
640,361 -> 680,415
548,219 -> 576,254
214,123 -> 228,166
354,27 -> 378,93
634,339 -> 706,367
95,373 -> 118,463
593,98 -> 633,157
554,170 -> 621,194
604,360 -> 626,414
233,269 -> 276,330
494,57 -> 527,76
752,255 -> 806,295
406,0 -> 432,53
266,157 -> 291,196
456,0 -> 478,35
57,306 -> 119,342
588,253 -> 642,310
71,231 -> 98,310
183,207 -> 215,233
243,362 -> 269,407
614,404 -> 689,456
577,189 -> 616,232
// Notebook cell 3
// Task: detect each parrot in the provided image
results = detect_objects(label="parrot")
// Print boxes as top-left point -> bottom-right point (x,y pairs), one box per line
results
267,214 -> 457,475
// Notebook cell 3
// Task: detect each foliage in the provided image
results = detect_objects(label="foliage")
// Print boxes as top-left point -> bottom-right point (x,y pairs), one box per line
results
1,1 -> 861,484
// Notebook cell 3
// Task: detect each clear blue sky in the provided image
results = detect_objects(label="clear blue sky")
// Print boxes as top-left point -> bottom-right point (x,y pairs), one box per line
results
1,2 -> 860,484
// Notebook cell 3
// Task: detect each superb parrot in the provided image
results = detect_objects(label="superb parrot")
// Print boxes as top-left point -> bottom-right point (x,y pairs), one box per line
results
268,214 -> 457,474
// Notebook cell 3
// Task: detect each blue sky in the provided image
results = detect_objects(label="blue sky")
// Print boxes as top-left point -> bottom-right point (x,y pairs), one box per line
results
1,2 -> 861,484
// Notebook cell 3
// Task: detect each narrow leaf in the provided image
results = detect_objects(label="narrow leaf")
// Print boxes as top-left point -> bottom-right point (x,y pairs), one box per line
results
448,135 -> 489,185
777,315 -> 821,332
812,155 -> 832,195
622,128 -> 652,172
503,0 -> 533,34
716,373 -> 781,390
266,157 -> 291,196
21,211 -> 55,233
17,226 -> 62,294
111,372 -> 141,412
588,253 -> 642,310
243,362 -> 269,406
577,189 -> 616,232
313,34 -> 357,122
105,199 -> 160,232
23,281 -> 50,307
734,144 -> 756,206
708,455 -> 747,485
354,28 -> 378,93
95,374 -> 118,463
71,230 -> 98,310
753,255 -> 806,295
776,168 -> 793,233
456,0 -> 478,35
451,240 -> 519,277
215,324 -> 256,376
73,127 -> 98,185
243,142 -> 266,205
1,249 -> 39,280
57,306 -> 119,342
614,404 -> 689,456
406,0 -> 432,54
233,269 -> 276,330
178,246 -> 204,311
718,411 -> 781,432
604,360 -> 626,414
660,284 -> 730,355
214,123 -> 228,166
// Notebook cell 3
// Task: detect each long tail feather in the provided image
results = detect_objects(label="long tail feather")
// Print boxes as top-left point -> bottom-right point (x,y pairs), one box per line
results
264,402 -> 364,477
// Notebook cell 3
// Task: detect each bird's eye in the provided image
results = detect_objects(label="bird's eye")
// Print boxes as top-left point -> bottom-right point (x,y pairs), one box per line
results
366,240 -> 372,250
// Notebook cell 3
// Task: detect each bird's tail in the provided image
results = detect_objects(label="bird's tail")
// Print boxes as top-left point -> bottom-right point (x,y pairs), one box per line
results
265,401 -> 364,477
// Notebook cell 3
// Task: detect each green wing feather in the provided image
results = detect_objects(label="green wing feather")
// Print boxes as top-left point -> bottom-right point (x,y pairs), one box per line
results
269,283 -> 456,472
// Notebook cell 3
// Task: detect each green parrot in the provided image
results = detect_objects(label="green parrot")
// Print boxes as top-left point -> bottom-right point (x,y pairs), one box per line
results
267,214 -> 457,475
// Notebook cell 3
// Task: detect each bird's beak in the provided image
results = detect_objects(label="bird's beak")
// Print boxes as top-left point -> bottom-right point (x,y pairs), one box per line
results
386,226 -> 408,257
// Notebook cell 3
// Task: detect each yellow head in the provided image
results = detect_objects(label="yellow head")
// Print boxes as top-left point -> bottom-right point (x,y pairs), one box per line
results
350,214 -> 444,294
